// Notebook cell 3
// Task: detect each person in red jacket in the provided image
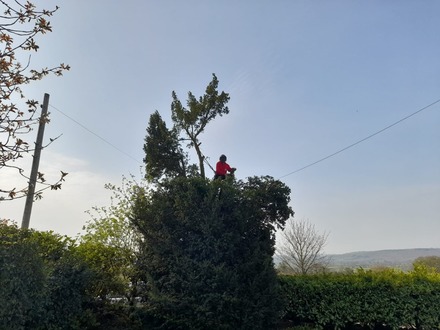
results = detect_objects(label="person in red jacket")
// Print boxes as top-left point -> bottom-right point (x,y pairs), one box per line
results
214,154 -> 236,180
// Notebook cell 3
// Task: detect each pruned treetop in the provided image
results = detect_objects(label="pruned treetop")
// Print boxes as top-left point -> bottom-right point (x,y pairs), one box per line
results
144,74 -> 230,181
171,73 -> 230,140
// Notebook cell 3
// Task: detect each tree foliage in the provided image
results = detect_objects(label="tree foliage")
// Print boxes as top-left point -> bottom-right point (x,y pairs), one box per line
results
0,223 -> 46,329
171,73 -> 230,179
138,76 -> 296,328
0,1 -> 69,201
132,176 -> 293,329
413,256 -> 440,273
0,223 -> 94,329
277,218 -> 329,275
78,175 -> 145,302
143,111 -> 187,181
144,74 -> 229,181
279,268 -> 440,329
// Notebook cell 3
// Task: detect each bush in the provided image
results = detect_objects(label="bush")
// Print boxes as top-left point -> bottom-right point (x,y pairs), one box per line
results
279,268 -> 440,329
132,176 -> 293,329
0,224 -> 97,329
0,228 -> 46,329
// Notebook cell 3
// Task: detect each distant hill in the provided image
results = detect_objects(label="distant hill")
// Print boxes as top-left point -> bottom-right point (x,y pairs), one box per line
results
327,248 -> 440,270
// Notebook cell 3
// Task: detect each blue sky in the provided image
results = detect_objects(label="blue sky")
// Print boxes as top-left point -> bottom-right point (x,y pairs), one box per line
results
2,1 -> 439,254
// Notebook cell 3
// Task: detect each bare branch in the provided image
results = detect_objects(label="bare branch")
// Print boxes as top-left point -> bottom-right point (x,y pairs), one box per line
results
277,218 -> 329,274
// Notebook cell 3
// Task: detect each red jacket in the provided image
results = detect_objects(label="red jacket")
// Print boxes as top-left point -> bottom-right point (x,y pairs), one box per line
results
216,161 -> 232,176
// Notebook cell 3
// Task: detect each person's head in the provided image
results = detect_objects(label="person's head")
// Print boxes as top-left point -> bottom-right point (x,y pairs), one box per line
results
219,154 -> 227,162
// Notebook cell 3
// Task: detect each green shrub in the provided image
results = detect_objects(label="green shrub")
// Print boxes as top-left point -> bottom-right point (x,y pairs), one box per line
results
0,230 -> 46,330
279,268 -> 440,329
0,224 -> 97,329
132,176 -> 293,329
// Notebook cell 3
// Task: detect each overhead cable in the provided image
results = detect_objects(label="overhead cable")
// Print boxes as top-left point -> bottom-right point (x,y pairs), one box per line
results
278,97 -> 440,179
49,104 -> 142,164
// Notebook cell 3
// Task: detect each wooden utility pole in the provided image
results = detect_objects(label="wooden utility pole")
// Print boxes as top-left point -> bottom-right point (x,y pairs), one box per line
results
21,93 -> 50,229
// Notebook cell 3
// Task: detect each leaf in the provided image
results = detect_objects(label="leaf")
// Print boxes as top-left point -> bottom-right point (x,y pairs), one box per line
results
37,171 -> 45,182
8,189 -> 16,199
50,184 -> 61,190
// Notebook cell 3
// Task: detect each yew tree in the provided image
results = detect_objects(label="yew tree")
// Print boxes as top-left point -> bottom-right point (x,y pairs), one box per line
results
143,111 -> 187,181
138,76 -> 295,328
144,74 -> 229,181
132,176 -> 293,329
0,1 -> 69,201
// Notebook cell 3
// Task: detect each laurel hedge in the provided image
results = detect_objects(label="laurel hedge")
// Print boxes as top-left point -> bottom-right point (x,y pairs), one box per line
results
0,224 -> 97,330
279,267 -> 440,329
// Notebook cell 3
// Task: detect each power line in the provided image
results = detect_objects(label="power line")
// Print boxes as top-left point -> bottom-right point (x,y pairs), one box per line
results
278,97 -> 440,179
49,104 -> 142,164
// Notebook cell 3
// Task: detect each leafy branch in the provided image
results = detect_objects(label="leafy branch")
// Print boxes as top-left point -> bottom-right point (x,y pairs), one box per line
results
0,1 -> 70,201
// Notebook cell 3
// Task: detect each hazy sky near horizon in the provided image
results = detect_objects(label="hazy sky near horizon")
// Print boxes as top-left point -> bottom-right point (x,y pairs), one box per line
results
2,1 -> 439,254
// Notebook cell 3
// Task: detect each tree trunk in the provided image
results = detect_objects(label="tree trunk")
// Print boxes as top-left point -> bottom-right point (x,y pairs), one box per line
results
193,142 -> 205,179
